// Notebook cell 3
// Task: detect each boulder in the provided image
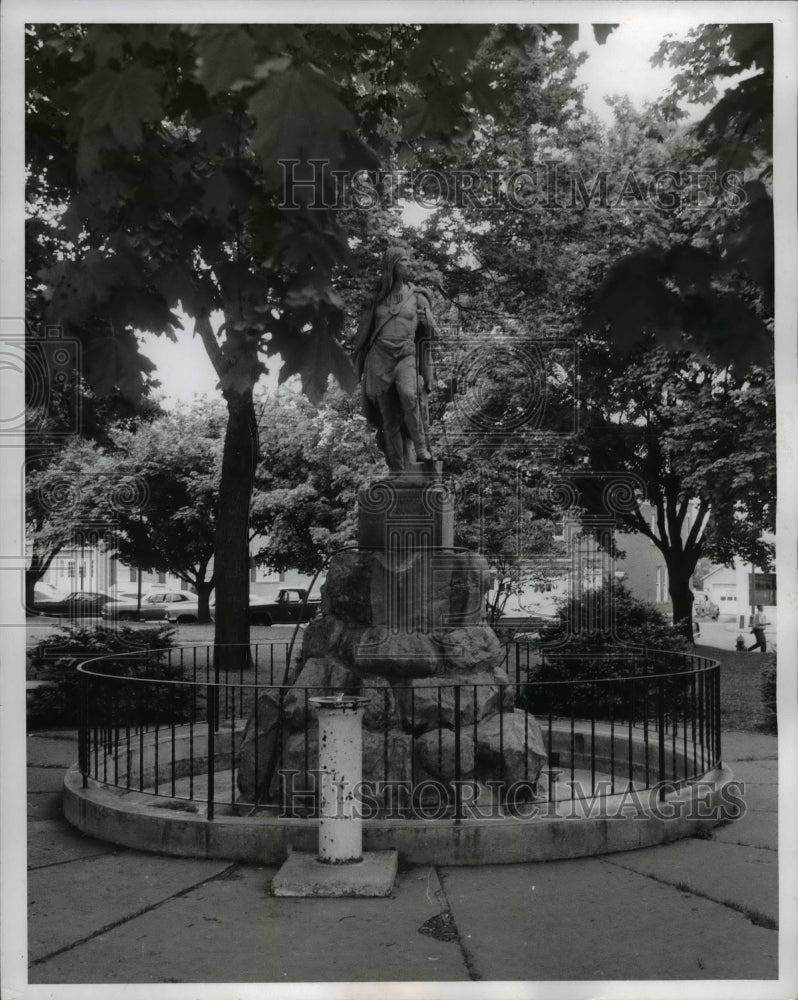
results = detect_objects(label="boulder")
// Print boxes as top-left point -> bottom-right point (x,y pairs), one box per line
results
300,614 -> 344,660
281,727 -> 413,798
349,628 -> 441,678
396,671 -> 504,733
433,626 -> 504,674
355,673 -> 402,731
236,690 -> 282,803
474,709 -> 547,786
415,728 -> 476,782
321,549 -> 493,631
281,657 -> 357,729
493,666 -> 518,710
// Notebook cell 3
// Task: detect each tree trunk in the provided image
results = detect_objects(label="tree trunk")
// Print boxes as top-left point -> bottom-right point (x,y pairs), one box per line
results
213,389 -> 258,672
25,547 -> 59,613
196,579 -> 215,625
667,560 -> 696,644
25,566 -> 46,613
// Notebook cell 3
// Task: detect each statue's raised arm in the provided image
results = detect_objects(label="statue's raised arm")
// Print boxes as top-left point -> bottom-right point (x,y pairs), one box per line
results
353,247 -> 435,472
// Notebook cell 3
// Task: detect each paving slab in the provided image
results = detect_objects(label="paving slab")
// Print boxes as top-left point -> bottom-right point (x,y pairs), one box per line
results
28,850 -> 234,963
712,812 -> 778,851
26,732 -> 79,767
602,839 -> 778,926
737,781 -> 779,813
729,759 -> 778,783
27,792 -> 63,821
439,859 -> 777,980
30,864 -> 469,983
28,765 -> 69,793
722,731 -> 778,761
28,819 -> 117,870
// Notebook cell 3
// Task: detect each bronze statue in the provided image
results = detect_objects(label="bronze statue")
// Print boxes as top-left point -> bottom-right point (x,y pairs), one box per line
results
353,247 -> 435,471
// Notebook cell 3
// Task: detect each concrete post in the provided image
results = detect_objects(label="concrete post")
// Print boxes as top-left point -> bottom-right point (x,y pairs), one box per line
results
310,696 -> 370,864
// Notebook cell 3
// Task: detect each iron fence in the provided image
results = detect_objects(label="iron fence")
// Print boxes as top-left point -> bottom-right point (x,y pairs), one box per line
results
76,640 -> 721,821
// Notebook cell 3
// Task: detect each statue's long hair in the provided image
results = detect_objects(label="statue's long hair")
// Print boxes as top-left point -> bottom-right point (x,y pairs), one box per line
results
373,247 -> 408,305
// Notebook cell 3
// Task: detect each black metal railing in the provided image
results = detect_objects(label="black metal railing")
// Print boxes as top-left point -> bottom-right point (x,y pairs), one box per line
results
76,641 -> 721,821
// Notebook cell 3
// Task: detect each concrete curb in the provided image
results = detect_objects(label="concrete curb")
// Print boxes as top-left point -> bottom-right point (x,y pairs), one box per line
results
63,762 -> 736,865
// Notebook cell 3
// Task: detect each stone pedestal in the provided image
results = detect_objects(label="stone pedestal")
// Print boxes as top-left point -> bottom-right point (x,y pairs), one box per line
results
237,464 -> 547,811
357,463 -> 454,551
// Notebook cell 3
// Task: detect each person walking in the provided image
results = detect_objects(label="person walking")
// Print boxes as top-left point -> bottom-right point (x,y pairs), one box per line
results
748,604 -> 768,652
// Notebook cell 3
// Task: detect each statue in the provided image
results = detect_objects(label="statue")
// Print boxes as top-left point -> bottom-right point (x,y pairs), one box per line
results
353,247 -> 435,471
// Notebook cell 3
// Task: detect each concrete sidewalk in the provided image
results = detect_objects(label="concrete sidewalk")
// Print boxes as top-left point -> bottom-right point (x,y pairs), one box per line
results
26,728 -> 779,986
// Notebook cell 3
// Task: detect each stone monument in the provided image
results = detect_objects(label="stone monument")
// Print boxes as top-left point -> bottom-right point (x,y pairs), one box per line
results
237,250 -> 546,813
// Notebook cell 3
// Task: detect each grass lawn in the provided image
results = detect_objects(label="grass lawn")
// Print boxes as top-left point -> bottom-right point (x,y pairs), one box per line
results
700,644 -> 775,733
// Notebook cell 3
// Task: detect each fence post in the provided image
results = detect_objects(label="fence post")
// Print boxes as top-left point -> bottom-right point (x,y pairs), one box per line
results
78,670 -> 88,788
453,685 -> 462,820
207,683 -> 215,821
657,680 -> 666,802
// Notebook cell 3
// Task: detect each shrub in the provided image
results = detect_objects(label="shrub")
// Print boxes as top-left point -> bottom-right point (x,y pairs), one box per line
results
760,652 -> 777,734
27,624 -> 189,728
520,582 -> 691,720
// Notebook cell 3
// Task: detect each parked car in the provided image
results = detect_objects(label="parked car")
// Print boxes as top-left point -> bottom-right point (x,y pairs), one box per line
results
100,589 -> 194,622
33,590 -> 117,618
212,588 -> 322,626
693,593 -> 719,620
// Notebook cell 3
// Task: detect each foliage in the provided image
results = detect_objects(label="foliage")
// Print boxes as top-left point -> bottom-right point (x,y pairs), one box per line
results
587,24 -> 774,369
89,402 -> 226,621
522,581 -> 689,719
27,23 -> 590,657
27,623 -> 185,727
25,436 -> 105,608
447,456 -> 565,625
536,580 -> 689,652
252,386 -> 383,574
759,652 -> 777,735
568,341 -> 775,637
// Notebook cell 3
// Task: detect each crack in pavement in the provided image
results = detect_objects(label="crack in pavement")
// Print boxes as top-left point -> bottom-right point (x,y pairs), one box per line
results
598,856 -> 778,930
28,850 -> 120,871
29,862 -> 239,967
434,868 -> 483,981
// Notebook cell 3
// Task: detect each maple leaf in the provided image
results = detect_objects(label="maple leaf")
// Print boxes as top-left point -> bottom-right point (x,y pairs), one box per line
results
277,327 -> 358,403
76,64 -> 163,151
249,65 -> 377,184
195,26 -> 256,94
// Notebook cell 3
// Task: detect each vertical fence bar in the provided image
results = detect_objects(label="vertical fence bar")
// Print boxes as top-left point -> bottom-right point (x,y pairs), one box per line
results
691,672 -> 698,778
154,704 -> 160,796
698,670 -> 705,772
657,680 -> 666,801
609,689 -> 615,794
170,685 -> 176,797
643,679 -> 650,787
453,686 -> 462,820
714,666 -> 722,765
79,672 -> 88,788
206,683 -> 215,821
253,686 -> 260,807
627,682 -> 634,791
682,677 -> 688,782
590,681 -> 596,793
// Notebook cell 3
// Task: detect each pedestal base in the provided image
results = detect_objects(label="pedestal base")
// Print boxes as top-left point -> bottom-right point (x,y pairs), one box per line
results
271,850 -> 399,897
357,466 -> 454,550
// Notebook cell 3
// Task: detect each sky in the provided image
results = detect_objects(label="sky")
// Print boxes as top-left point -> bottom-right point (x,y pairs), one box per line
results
141,20 -> 697,406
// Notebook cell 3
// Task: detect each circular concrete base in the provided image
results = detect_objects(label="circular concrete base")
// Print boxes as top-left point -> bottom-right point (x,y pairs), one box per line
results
63,761 -> 736,865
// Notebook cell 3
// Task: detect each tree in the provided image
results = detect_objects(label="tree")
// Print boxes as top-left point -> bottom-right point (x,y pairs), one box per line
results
91,403 -> 226,623
588,24 -> 774,368
25,437 -> 103,609
27,22 -> 571,665
251,386 -> 383,575
571,341 -> 775,640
